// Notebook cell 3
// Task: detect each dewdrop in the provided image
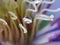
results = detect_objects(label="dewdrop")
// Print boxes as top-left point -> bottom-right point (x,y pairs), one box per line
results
23,17 -> 32,24
8,11 -> 17,20
0,18 -> 7,25
19,24 -> 27,33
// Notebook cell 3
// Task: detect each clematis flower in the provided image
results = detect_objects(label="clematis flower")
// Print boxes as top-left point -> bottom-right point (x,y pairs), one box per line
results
0,0 -> 60,45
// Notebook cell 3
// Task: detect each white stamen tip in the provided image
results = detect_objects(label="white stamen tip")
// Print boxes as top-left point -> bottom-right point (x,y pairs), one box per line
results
23,17 -> 32,24
50,15 -> 54,18
8,11 -> 17,20
35,14 -> 54,21
19,24 -> 27,33
0,18 -> 7,25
